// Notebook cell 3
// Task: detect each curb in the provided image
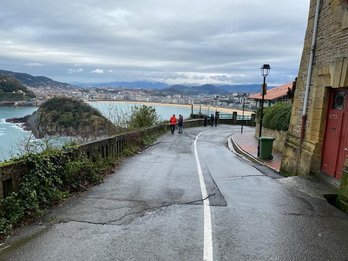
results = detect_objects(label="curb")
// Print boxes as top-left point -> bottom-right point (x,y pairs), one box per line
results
228,134 -> 280,173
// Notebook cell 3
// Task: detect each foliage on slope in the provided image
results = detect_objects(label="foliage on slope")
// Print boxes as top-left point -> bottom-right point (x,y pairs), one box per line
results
30,97 -> 119,138
0,76 -> 35,101
0,147 -> 113,237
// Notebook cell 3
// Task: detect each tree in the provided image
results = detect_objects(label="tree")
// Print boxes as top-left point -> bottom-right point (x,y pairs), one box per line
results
127,105 -> 159,129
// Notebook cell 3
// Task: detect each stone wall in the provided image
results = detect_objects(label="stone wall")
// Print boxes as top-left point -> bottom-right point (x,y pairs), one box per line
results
254,124 -> 287,152
281,0 -> 348,177
0,124 -> 167,200
0,117 -> 256,199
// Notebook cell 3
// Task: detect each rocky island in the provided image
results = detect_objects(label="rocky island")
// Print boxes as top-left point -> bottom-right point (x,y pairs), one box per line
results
7,97 -> 119,139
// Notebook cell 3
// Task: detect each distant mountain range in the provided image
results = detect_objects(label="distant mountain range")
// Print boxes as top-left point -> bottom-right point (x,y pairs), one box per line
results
0,69 -> 74,89
159,84 -> 262,95
73,81 -> 169,89
0,69 -> 265,94
74,81 -> 263,94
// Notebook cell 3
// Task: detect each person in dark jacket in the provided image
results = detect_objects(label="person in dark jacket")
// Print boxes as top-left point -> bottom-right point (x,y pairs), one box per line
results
215,111 -> 219,127
178,114 -> 184,134
210,114 -> 214,127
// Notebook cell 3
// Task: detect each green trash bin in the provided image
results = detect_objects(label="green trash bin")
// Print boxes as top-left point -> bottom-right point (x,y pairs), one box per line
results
259,137 -> 275,160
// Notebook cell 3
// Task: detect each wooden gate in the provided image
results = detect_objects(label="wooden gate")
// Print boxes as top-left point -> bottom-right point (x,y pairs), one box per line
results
322,89 -> 348,179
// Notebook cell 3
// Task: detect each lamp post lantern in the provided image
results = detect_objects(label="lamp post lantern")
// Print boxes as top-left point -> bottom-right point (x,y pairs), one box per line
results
257,64 -> 271,157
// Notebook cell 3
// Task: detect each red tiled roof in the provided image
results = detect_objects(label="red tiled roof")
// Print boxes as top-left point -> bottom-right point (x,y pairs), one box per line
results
249,82 -> 292,101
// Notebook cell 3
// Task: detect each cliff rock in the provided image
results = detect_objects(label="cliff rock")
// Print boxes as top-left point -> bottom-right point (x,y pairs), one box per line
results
14,97 -> 119,139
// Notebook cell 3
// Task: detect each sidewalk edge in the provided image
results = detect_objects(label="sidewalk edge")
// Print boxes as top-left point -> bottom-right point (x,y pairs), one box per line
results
228,134 -> 280,173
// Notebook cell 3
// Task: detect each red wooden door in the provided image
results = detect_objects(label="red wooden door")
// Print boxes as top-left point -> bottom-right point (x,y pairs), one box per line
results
322,89 -> 348,179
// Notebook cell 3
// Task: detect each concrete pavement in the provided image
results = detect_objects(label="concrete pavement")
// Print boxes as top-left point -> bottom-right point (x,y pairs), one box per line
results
229,127 -> 340,200
230,129 -> 282,172
1,125 -> 348,260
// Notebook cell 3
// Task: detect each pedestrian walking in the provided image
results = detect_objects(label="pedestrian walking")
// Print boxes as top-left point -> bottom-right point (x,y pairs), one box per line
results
215,111 -> 219,127
170,114 -> 177,134
178,114 -> 184,134
210,114 -> 214,127
204,115 -> 207,127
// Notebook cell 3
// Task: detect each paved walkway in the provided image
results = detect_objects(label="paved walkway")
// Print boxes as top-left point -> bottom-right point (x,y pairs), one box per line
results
231,130 -> 282,172
229,127 -> 340,199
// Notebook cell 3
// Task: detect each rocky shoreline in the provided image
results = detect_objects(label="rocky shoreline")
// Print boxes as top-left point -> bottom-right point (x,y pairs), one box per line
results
0,101 -> 37,107
5,115 -> 32,131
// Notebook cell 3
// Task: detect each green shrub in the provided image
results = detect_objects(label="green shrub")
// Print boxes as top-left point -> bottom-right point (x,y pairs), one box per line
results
0,194 -> 25,229
0,147 -> 108,237
127,105 -> 159,129
63,159 -> 101,191
263,102 -> 292,131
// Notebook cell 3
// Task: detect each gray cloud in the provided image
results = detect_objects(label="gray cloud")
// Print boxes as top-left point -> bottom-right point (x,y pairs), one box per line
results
0,0 -> 310,85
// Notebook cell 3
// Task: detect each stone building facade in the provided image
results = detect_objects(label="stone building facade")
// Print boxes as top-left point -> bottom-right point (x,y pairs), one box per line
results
281,0 -> 348,180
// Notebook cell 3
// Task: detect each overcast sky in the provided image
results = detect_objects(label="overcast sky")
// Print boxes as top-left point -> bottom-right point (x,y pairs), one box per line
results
0,0 -> 310,85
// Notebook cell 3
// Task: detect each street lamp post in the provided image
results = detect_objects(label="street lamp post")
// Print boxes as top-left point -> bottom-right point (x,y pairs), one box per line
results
257,64 -> 271,157
241,93 -> 246,134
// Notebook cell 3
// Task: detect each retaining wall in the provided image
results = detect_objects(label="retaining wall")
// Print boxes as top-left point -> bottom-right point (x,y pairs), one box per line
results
0,116 -> 255,199
254,123 -> 287,152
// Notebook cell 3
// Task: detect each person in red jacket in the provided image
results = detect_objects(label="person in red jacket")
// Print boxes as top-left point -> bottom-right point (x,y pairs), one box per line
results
170,114 -> 177,134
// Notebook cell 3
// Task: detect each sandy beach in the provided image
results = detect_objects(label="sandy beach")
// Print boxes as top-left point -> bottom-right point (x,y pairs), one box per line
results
89,100 -> 254,116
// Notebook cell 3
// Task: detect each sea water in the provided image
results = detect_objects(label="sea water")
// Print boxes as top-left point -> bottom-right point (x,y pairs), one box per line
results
0,107 -> 38,161
0,102 -> 196,162
89,101 -> 194,123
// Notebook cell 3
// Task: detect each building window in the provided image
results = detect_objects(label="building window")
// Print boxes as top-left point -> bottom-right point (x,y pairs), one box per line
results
333,91 -> 345,110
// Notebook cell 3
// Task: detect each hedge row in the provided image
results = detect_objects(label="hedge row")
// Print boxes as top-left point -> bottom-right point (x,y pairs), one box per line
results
0,147 -> 112,237
263,102 -> 292,131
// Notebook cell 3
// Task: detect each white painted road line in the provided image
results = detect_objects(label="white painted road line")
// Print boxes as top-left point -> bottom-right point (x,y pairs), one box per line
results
0,245 -> 10,251
194,131 -> 213,261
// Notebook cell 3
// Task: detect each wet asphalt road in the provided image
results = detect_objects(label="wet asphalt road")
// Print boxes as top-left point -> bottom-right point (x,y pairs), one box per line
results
1,125 -> 348,260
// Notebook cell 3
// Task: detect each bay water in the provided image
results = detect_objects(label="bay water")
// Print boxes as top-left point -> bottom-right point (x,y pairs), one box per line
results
0,107 -> 38,161
0,102 -> 198,162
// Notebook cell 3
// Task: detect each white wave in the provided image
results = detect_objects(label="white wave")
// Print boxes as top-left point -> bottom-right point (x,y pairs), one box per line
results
8,124 -> 31,133
1,119 -> 14,125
